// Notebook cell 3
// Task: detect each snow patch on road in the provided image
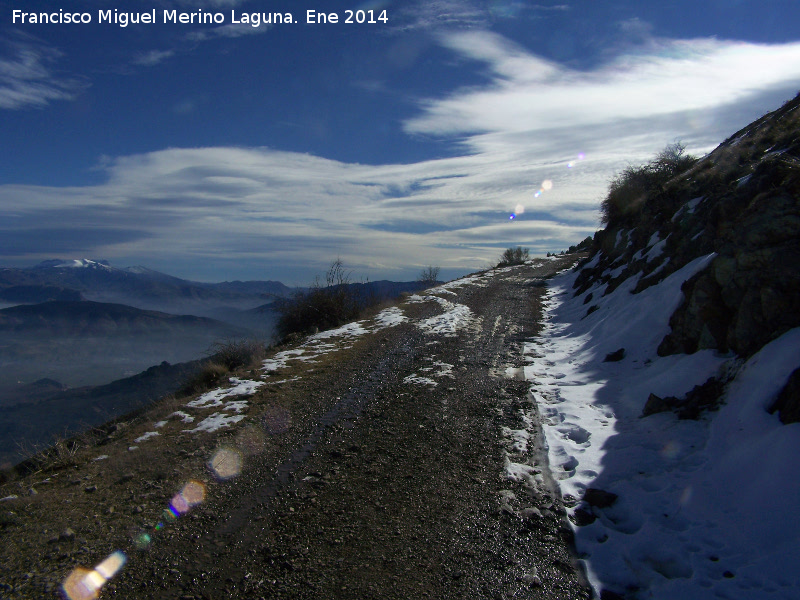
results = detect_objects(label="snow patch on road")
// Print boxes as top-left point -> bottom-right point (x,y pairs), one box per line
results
414,296 -> 475,336
175,377 -> 266,434
524,253 -> 800,599
373,306 -> 408,328
403,374 -> 438,386
404,358 -> 456,387
187,412 -> 247,434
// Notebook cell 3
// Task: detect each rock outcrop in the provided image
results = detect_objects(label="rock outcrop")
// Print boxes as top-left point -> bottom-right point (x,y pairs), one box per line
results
574,91 -> 800,417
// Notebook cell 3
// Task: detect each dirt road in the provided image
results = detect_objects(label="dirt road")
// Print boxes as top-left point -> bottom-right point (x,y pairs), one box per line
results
1,256 -> 590,600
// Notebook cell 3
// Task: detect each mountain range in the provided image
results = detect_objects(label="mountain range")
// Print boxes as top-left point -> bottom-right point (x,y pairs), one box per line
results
0,258 -> 292,316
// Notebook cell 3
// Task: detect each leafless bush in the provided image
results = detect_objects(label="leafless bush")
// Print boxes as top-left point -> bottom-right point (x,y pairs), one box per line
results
276,259 -> 365,340
418,265 -> 441,286
601,142 -> 698,226
497,247 -> 530,267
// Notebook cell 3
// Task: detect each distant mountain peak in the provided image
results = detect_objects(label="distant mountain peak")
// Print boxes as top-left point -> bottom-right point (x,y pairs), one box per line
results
35,259 -> 112,270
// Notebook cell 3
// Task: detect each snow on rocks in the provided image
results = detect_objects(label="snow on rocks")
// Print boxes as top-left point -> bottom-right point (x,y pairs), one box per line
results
403,374 -> 438,386
524,253 -> 800,599
171,411 -> 194,423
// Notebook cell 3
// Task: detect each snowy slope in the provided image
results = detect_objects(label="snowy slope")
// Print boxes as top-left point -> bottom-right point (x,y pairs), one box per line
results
524,261 -> 800,599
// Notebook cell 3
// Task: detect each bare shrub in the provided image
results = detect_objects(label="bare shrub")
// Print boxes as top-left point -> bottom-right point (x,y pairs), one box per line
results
497,247 -> 530,267
601,142 -> 698,226
209,338 -> 266,371
418,265 -> 441,287
16,429 -> 87,473
276,259 -> 365,340
179,361 -> 229,396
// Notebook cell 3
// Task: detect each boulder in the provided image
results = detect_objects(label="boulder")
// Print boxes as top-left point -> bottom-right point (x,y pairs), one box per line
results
770,367 -> 800,424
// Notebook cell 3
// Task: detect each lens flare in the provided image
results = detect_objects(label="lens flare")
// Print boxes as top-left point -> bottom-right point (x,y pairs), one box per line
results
62,551 -> 127,600
181,480 -> 206,505
660,440 -> 681,459
134,532 -> 152,550
541,179 -> 553,191
209,447 -> 243,480
236,425 -> 266,455
169,480 -> 205,517
262,406 -> 292,435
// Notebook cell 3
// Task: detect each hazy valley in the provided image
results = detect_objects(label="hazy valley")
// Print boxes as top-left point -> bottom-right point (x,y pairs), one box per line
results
0,259 -> 430,466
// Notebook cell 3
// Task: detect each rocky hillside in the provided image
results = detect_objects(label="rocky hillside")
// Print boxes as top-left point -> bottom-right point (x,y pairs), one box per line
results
574,91 -> 800,422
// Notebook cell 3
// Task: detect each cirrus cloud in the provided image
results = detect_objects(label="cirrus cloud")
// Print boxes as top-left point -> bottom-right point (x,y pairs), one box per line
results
2,31 -> 800,282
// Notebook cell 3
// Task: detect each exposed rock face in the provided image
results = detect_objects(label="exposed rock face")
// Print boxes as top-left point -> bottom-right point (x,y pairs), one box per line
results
574,92 -> 800,420
660,167 -> 800,357
642,378 -> 725,419
576,92 -> 800,361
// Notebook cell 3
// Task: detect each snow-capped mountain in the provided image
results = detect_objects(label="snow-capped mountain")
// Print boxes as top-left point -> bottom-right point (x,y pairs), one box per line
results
0,259 -> 292,315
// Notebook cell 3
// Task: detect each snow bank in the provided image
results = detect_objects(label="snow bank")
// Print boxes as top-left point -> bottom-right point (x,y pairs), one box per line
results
525,256 -> 800,599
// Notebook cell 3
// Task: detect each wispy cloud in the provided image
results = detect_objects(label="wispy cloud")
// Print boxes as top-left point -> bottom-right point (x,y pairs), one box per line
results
407,31 -> 800,139
0,36 -> 84,110
3,31 -> 800,281
392,0 -> 488,32
132,49 -> 176,67
185,21 -> 275,42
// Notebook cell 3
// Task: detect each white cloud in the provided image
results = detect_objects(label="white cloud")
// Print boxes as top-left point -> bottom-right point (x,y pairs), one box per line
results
2,32 -> 800,281
407,31 -> 800,138
0,37 -> 84,110
392,0 -> 488,32
132,49 -> 176,67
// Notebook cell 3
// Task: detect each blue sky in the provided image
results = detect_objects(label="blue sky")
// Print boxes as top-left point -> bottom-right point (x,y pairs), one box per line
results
1,0 -> 799,284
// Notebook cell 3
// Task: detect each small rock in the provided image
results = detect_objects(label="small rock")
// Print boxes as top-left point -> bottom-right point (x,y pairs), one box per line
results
28,488 -> 38,496
583,488 -> 618,509
84,485 -> 97,493
499,502 -> 516,516
642,393 -> 674,417
570,507 -> 596,527
603,348 -> 626,362
60,528 -> 76,542
523,570 -> 542,587
520,507 -> 542,519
